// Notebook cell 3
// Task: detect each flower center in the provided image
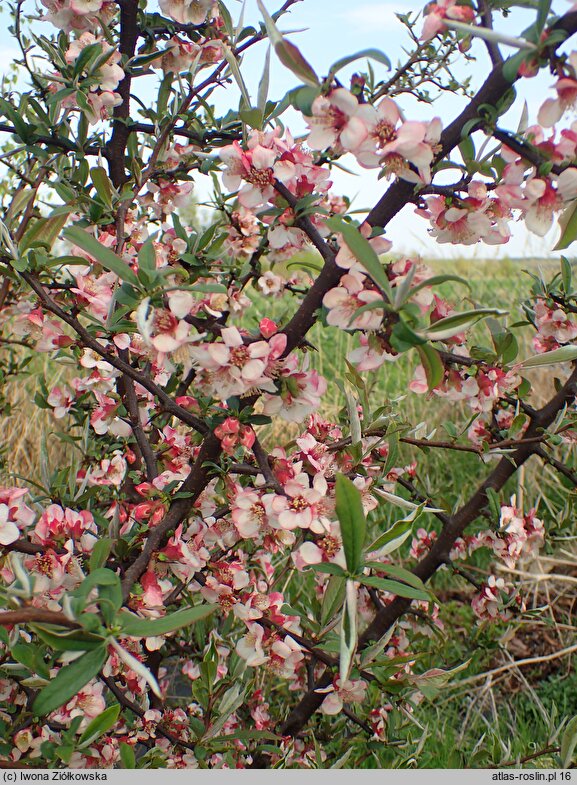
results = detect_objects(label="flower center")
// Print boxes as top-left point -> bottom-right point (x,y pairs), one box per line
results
246,166 -> 273,188
229,345 -> 250,368
290,495 -> 308,511
319,534 -> 341,558
374,120 -> 397,145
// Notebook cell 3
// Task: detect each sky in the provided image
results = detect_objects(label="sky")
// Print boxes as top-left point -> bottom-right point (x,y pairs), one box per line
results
0,0 -> 573,260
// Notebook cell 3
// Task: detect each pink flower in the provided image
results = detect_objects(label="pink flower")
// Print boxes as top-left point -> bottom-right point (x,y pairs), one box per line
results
158,0 -> 212,24
265,472 -> 329,533
538,53 -> 577,127
306,89 -> 367,152
320,677 -> 367,715
323,271 -> 385,330
65,33 -> 124,92
235,623 -> 268,666
47,386 -> 74,419
533,299 -> 577,350
421,0 -> 476,41
190,327 -> 287,400
0,505 -> 20,546
214,417 -> 255,455
230,487 -> 269,539
40,0 -> 115,32
34,504 -> 97,551
262,354 -> 327,422
335,222 -> 392,273
219,141 -> 293,209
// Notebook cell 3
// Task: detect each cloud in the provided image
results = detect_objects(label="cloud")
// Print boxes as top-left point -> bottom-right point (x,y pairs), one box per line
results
339,2 -> 420,32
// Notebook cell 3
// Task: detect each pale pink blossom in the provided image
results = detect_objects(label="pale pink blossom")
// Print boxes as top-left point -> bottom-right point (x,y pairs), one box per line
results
421,0 -> 476,41
323,271 -> 385,330
306,88 -> 367,152
158,0 -> 212,24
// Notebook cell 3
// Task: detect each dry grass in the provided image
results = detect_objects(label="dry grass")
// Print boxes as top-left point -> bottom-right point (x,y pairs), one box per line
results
0,353 -> 70,488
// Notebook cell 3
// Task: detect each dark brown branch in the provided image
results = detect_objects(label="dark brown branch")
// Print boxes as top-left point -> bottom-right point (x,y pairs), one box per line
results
120,432 -> 221,599
0,608 -> 79,629
476,0 -> 503,67
106,0 -> 140,186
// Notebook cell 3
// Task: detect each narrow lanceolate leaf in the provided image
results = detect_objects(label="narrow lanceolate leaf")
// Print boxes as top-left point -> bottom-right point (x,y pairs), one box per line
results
257,0 -> 319,87
359,575 -> 431,601
416,344 -> 444,391
32,645 -> 108,716
78,704 -> 121,748
327,216 -> 392,300
221,45 -> 252,106
90,166 -> 114,208
520,345 -> 577,368
117,604 -> 217,637
19,212 -> 71,254
367,504 -> 426,556
363,562 -> 429,592
561,715 -> 577,768
328,48 -> 391,80
339,579 -> 358,682
408,660 -> 470,699
335,473 -> 366,575
420,308 -> 507,341
29,625 -> 105,652
63,226 -> 139,286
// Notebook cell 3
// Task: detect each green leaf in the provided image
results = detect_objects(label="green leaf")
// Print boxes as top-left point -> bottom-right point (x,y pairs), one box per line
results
305,562 -> 346,577
257,0 -> 319,87
561,715 -> 577,768
366,509 -> 421,556
321,575 -> 346,627
363,562 -> 429,592
78,704 -> 121,748
89,538 -> 113,572
391,319 -> 427,352
119,742 -> 136,769
19,212 -> 71,254
32,645 -> 108,716
257,44 -> 272,115
409,274 -> 471,298
117,604 -> 217,637
327,216 -> 391,299
359,575 -> 430,601
416,344 -> 444,391
221,46 -> 251,106
138,238 -> 157,274
0,98 -> 33,142
75,568 -> 121,606
502,50 -> 530,83
335,473 -> 366,575
536,0 -> 552,33
208,730 -> 281,743
63,226 -> 139,286
409,661 -> 470,699
520,345 -> 577,368
555,201 -> 577,251
29,625 -> 105,652
90,166 -> 114,209
328,48 -> 391,79
421,309 -> 507,341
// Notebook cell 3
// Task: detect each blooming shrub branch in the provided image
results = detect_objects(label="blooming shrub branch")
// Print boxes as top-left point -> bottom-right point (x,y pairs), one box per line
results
0,0 -> 576,770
